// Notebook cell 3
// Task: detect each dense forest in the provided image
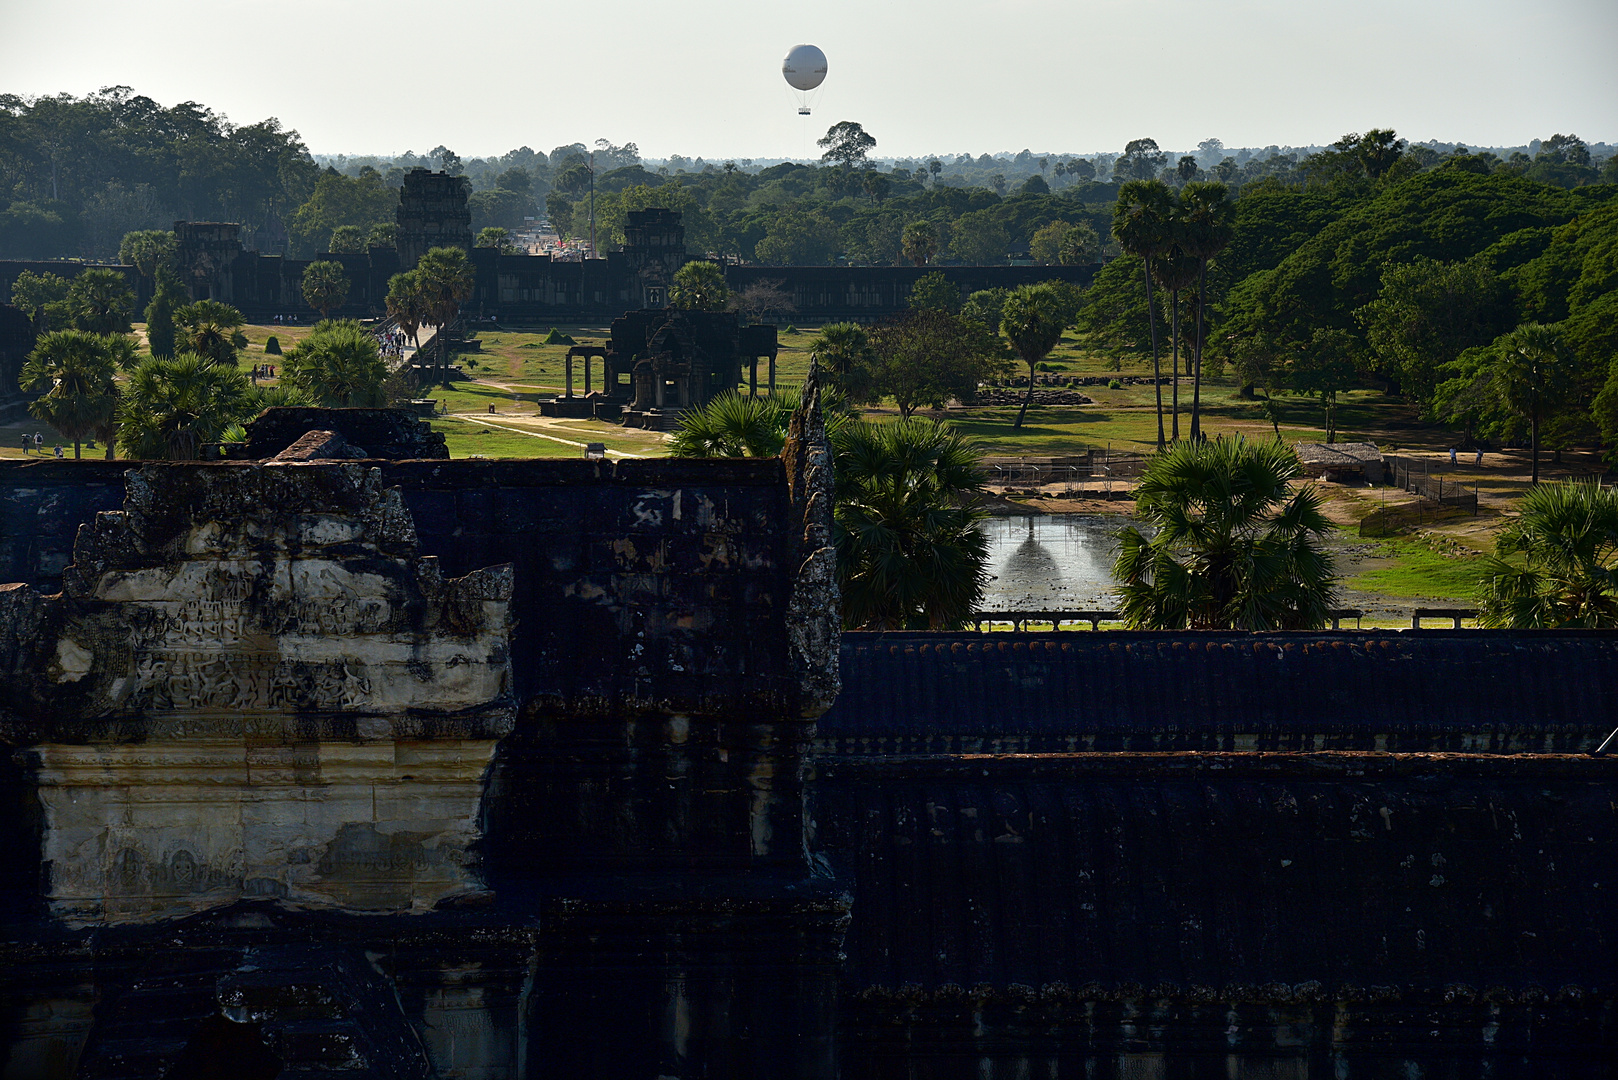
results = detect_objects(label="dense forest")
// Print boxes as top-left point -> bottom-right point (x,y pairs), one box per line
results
5,87 -> 1618,454
3,88 -> 1613,264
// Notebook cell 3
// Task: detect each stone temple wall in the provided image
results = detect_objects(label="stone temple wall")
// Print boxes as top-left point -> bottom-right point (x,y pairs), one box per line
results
0,450 -> 843,1078
0,455 -> 1613,1077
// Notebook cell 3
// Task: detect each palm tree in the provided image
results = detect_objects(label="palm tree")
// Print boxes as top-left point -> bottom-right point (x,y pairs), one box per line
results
18,330 -> 120,458
808,324 -> 875,403
174,300 -> 248,367
834,418 -> 990,630
668,390 -> 800,458
65,268 -> 135,335
301,260 -> 351,321
1113,436 -> 1338,630
414,247 -> 477,384
669,387 -> 990,629
901,221 -> 938,267
1478,479 -> 1618,628
1000,283 -> 1067,431
117,353 -> 249,460
1151,244 -> 1198,442
1493,323 -> 1569,485
385,271 -> 425,348
1111,180 -> 1176,449
1178,182 -> 1234,440
280,320 -> 390,407
670,261 -> 730,311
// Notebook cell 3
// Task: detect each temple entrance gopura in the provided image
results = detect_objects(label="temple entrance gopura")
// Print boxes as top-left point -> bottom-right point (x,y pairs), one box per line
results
544,307 -> 778,430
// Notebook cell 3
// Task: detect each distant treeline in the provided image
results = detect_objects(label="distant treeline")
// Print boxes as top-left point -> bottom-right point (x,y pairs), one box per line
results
4,88 -> 1615,269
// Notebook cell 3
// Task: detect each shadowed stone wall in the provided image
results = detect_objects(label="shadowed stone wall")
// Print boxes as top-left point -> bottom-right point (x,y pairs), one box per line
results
0,450 -> 846,1078
0,462 -> 1613,1077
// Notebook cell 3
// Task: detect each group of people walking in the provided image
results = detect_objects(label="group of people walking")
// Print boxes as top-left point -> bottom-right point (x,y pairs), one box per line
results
374,329 -> 409,360
19,432 -> 64,457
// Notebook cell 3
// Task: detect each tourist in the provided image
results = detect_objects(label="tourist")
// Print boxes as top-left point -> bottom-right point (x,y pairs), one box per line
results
33,433 -> 43,452
20,434 -> 30,455
52,444 -> 62,459
1448,446 -> 1457,466
1476,448 -> 1484,466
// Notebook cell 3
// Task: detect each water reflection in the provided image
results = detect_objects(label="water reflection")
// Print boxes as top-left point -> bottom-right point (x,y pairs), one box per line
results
979,515 -> 1129,610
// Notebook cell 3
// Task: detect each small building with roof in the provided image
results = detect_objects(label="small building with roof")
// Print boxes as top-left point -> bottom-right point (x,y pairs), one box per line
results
1295,440 -> 1384,484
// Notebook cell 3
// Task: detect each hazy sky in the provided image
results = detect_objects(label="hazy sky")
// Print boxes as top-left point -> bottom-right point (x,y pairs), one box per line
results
3,0 -> 1614,160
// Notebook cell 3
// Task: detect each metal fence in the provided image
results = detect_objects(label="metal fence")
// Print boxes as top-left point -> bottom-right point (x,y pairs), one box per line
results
967,608 -> 1475,632
1385,455 -> 1479,513
985,450 -> 1149,491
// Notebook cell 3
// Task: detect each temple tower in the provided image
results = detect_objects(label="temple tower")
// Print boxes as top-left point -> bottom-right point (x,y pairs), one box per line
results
396,168 -> 472,269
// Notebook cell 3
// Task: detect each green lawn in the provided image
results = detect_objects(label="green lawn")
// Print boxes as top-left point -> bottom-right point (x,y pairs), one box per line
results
1346,533 -> 1489,600
429,417 -> 589,458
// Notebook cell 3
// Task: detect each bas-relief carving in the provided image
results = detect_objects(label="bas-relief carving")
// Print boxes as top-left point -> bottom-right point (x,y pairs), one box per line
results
0,463 -> 515,927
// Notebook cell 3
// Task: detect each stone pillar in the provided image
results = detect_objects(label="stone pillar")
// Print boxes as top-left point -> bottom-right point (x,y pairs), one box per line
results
583,353 -> 592,396
750,357 -> 759,398
768,351 -> 777,396
565,352 -> 573,398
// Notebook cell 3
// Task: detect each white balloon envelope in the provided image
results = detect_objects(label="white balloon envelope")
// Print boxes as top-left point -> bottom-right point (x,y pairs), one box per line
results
782,44 -> 828,114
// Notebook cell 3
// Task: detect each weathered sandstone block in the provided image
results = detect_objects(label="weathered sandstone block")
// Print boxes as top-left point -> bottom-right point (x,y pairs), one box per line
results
0,462 -> 513,925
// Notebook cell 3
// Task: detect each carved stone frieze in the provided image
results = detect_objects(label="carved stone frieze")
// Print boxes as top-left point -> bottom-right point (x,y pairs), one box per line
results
0,462 -> 514,925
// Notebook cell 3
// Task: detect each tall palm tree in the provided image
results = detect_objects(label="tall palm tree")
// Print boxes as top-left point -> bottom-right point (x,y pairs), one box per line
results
301,260 -> 351,321
385,271 -> 425,348
1113,436 -> 1338,630
117,353 -> 249,460
280,320 -> 390,407
1493,323 -> 1569,484
18,330 -> 120,459
833,418 -> 990,630
1151,244 -> 1199,442
1000,283 -> 1067,431
414,247 -> 477,385
1111,180 -> 1176,449
1478,479 -> 1618,628
65,268 -> 135,335
1178,182 -> 1234,441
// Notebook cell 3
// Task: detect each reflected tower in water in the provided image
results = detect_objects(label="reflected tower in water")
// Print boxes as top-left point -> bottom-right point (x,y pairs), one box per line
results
979,514 -> 1126,610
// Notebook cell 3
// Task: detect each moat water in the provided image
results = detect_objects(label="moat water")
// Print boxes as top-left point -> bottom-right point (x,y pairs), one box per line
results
979,515 -> 1127,611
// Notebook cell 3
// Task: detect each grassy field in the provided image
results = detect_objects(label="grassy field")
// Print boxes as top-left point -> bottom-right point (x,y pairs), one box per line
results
430,417 -> 588,458
1343,531 -> 1491,601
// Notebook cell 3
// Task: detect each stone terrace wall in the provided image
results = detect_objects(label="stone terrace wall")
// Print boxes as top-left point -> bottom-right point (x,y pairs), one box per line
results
814,632 -> 1618,1078
820,632 -> 1618,753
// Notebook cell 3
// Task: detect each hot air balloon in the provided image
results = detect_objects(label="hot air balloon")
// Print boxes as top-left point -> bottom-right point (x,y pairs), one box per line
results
782,44 -> 828,115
